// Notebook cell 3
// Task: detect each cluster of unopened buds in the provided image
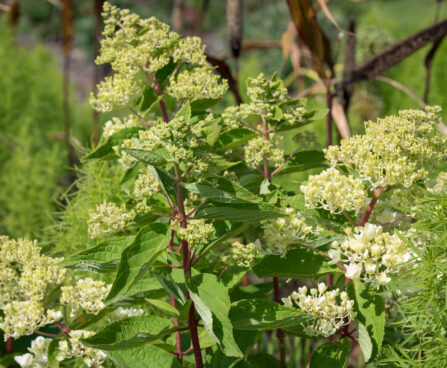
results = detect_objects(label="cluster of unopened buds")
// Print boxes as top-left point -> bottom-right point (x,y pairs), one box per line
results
262,207 -> 313,257
88,201 -> 135,238
222,240 -> 262,268
174,219 -> 216,250
282,283 -> 356,337
329,223 -> 410,287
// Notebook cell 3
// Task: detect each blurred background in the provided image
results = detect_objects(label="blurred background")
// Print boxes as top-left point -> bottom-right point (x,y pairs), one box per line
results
0,0 -> 445,243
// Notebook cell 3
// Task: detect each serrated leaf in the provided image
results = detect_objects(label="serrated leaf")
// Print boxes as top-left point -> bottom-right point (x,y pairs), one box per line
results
83,127 -> 142,161
186,273 -> 243,357
123,149 -> 166,166
59,236 -> 135,273
310,338 -> 351,368
82,315 -> 174,350
184,179 -> 261,204
195,204 -> 284,222
347,281 -> 385,362
146,298 -> 179,316
106,344 -> 181,368
106,224 -> 170,302
215,128 -> 257,149
191,98 -> 220,111
47,338 -> 61,368
253,247 -> 340,278
230,299 -> 312,330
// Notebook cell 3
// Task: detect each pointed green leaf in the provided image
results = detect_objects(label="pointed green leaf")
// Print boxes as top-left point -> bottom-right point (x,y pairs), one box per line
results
59,236 -> 135,273
146,298 -> 179,316
215,128 -> 257,149
83,127 -> 142,161
48,338 -> 61,368
175,101 -> 191,123
253,247 -> 341,278
123,149 -> 166,166
347,281 -> 385,362
186,273 -> 243,358
230,299 -> 312,330
82,315 -> 174,350
310,338 -> 351,368
195,204 -> 284,222
106,344 -> 181,368
106,224 -> 170,302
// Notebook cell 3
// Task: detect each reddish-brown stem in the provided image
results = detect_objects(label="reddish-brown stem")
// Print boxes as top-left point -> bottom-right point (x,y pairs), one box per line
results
151,72 -> 170,123
175,164 -> 204,368
380,215 -> 405,228
55,321 -> 70,337
298,241 -> 346,271
360,187 -> 384,226
273,277 -> 287,368
326,88 -> 333,147
5,337 -> 13,354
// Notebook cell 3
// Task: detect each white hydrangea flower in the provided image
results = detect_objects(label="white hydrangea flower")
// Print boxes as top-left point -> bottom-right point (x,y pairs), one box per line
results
262,207 -> 313,257
88,201 -> 135,238
282,284 -> 355,337
61,278 -> 111,316
15,336 -> 52,368
57,330 -> 107,368
331,223 -> 411,287
300,167 -> 367,214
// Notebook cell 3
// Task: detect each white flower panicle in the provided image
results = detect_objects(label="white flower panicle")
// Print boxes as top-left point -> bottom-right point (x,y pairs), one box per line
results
175,219 -> 215,249
14,336 -> 52,368
222,240 -> 261,268
428,171 -> 447,193
282,284 -> 355,337
0,236 -> 66,339
133,166 -> 160,198
61,278 -> 111,316
262,207 -> 313,257
244,135 -> 284,170
329,223 -> 410,287
88,201 -> 135,238
57,330 -> 107,368
300,168 -> 367,214
325,106 -> 447,188
102,115 -> 145,139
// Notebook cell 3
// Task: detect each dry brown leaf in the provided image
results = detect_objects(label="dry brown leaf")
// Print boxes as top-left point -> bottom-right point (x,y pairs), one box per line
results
332,97 -> 350,139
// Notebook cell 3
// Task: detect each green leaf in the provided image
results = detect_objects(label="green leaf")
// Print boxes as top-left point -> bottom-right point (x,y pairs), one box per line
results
199,222 -> 250,258
106,223 -> 170,302
123,149 -> 166,166
59,236 -> 135,273
274,150 -> 326,176
106,344 -> 181,368
248,353 -> 281,368
195,204 -> 284,222
146,298 -> 179,316
215,128 -> 257,149
175,101 -> 191,123
82,315 -> 174,350
202,118 -> 222,146
310,338 -> 351,368
120,162 -> 142,185
347,281 -> 385,362
47,338 -> 61,368
155,59 -> 176,89
186,273 -> 243,357
253,247 -> 340,278
184,179 -> 261,204
230,299 -> 311,330
191,98 -> 220,112
83,127 -> 142,161
139,85 -> 161,112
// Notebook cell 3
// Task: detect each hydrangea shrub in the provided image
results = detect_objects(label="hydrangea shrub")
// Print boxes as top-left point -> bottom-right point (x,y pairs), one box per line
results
1,3 -> 447,368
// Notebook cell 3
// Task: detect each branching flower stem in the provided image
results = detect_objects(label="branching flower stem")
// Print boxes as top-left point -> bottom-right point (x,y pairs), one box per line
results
360,186 -> 385,226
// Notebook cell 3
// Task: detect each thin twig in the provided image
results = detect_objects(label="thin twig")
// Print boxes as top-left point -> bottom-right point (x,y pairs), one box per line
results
128,106 -> 151,128
342,211 -> 359,226
374,76 -> 425,108
271,147 -> 301,177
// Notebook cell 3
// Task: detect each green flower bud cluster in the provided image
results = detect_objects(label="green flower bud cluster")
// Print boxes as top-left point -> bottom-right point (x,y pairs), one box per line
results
329,223 -> 410,287
90,2 -> 228,114
262,207 -> 313,257
88,201 -> 135,238
325,106 -> 447,188
222,240 -> 261,268
300,167 -> 368,214
282,283 -> 355,337
175,219 -> 215,250
244,135 -> 284,170
133,166 -> 160,199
